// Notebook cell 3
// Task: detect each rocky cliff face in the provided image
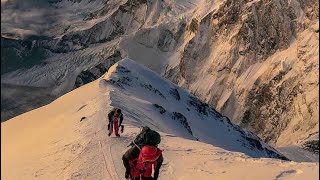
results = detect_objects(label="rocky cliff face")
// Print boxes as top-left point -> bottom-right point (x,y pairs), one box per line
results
165,0 -> 319,146
1,0 -> 318,148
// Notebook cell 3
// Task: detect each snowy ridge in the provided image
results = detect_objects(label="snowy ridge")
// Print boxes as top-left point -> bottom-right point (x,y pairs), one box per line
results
101,59 -> 287,159
1,59 -> 318,180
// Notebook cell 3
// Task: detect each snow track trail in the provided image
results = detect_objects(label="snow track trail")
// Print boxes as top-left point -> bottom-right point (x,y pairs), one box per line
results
99,140 -> 114,180
99,135 -> 132,180
97,115 -> 135,180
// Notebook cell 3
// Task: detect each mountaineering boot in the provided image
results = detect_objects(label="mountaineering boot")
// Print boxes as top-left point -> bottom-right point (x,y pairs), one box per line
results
120,125 -> 124,133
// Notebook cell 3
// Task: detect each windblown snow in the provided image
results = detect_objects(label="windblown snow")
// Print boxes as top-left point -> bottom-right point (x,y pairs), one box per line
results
1,59 -> 318,180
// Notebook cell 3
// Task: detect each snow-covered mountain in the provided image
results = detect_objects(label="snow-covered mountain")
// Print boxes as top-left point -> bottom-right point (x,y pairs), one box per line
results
1,0 -> 318,154
164,0 -> 319,149
2,59 -> 318,180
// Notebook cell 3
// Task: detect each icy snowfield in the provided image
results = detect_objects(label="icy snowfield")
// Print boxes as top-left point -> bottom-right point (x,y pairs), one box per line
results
2,59 -> 318,180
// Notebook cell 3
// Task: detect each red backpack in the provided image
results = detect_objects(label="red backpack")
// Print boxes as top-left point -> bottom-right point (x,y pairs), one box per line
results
129,145 -> 162,178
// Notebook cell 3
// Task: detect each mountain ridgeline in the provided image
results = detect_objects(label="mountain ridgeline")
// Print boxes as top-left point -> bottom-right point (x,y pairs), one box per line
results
1,0 -> 318,151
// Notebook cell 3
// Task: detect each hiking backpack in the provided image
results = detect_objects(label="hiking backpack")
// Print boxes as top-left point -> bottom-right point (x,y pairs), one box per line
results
129,145 -> 162,178
133,127 -> 161,146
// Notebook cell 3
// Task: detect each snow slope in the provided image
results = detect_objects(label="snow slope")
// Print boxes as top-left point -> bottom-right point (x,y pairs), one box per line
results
2,59 -> 318,180
277,132 -> 319,162
1,0 -> 318,152
278,145 -> 319,163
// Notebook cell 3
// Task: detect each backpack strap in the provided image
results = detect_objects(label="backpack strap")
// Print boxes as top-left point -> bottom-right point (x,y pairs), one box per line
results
132,141 -> 142,151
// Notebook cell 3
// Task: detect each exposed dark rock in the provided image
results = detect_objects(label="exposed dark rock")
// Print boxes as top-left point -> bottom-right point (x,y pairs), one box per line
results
188,96 -> 209,116
157,30 -> 175,52
83,0 -> 115,21
74,50 -> 122,88
241,76 -> 301,144
223,116 -> 232,125
104,79 -> 125,89
116,65 -> 131,73
153,104 -> 166,114
189,18 -> 199,33
244,136 -> 263,150
302,140 -> 319,154
117,76 -> 132,86
171,112 -> 193,135
118,0 -> 147,13
174,21 -> 187,41
141,83 -> 166,99
169,88 -> 180,100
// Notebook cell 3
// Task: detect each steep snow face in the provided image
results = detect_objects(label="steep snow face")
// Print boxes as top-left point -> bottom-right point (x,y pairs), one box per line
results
1,0 -> 318,150
101,59 -> 288,159
2,59 -> 318,180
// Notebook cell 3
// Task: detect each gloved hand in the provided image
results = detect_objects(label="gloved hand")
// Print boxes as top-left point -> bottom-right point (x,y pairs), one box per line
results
125,170 -> 131,179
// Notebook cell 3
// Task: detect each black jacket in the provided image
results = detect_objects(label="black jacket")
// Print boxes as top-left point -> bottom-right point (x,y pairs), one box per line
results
108,108 -> 123,126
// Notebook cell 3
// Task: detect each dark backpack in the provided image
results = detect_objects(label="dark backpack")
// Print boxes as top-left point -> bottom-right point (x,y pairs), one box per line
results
134,127 -> 161,146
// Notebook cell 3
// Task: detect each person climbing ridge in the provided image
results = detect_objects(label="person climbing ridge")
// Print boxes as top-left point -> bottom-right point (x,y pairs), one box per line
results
108,108 -> 124,137
122,126 -> 163,180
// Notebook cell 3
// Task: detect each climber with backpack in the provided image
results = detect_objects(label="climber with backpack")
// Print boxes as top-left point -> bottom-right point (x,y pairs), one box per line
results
122,126 -> 163,180
108,108 -> 124,137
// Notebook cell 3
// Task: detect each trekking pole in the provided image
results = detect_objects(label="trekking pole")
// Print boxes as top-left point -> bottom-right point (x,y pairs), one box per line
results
127,142 -> 133,147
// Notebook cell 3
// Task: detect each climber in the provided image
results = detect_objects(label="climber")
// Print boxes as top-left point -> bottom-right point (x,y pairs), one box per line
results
122,126 -> 163,180
108,108 -> 124,137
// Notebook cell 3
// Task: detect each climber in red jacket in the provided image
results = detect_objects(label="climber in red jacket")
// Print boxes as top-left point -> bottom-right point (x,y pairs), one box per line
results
108,108 -> 123,137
